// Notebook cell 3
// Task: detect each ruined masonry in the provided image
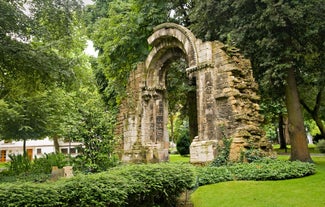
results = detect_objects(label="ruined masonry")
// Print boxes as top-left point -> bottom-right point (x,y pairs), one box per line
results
116,23 -> 271,164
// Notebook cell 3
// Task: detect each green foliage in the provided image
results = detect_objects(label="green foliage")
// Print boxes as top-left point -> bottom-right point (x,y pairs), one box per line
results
190,0 -> 324,161
0,163 -> 195,207
240,144 -> 268,163
197,158 -> 315,186
210,135 -> 232,167
0,153 -> 68,183
0,93 -> 50,141
196,166 -> 233,186
305,119 -> 322,137
316,140 -> 325,153
176,121 -> 191,155
32,153 -> 68,174
176,134 -> 190,156
87,0 -> 191,104
70,93 -> 119,173
8,154 -> 31,175
0,183 -> 63,207
230,159 -> 315,181
72,145 -> 119,173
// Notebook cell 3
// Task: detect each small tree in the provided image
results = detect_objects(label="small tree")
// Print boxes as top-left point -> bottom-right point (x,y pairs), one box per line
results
175,120 -> 191,156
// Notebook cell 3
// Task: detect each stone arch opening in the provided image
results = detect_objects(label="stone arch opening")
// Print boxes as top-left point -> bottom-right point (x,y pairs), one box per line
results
117,23 -> 271,164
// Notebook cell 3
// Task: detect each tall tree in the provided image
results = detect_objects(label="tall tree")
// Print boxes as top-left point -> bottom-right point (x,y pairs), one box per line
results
299,57 -> 325,139
190,0 -> 324,162
1,0 -> 84,150
86,0 -> 193,104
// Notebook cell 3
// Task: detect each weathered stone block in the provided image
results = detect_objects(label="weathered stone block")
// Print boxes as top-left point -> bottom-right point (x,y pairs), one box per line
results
190,138 -> 218,164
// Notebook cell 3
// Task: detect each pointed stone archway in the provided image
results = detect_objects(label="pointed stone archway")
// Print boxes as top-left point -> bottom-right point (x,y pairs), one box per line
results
116,23 -> 271,164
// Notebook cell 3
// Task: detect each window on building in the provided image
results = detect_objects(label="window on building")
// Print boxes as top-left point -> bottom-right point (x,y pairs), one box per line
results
61,148 -> 68,154
70,148 -> 76,154
37,148 -> 42,154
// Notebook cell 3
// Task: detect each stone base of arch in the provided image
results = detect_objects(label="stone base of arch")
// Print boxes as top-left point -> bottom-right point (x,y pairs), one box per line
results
189,138 -> 218,164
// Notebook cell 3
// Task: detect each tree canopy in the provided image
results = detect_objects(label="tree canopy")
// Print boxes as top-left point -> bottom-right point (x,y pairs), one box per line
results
190,0 -> 324,162
0,0 -> 116,166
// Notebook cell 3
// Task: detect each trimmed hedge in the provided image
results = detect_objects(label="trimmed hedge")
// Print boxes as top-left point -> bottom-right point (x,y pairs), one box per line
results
197,159 -> 316,186
0,160 -> 316,206
0,163 -> 195,207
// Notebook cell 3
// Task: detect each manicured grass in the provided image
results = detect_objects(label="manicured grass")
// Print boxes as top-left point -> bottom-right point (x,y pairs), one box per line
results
169,154 -> 190,163
191,156 -> 325,207
0,163 -> 8,168
273,144 -> 320,154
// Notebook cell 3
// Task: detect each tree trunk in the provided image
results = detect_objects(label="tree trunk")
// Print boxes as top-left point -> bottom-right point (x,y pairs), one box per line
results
300,87 -> 325,139
278,113 -> 287,152
53,136 -> 60,153
23,137 -> 27,157
285,68 -> 312,162
314,117 -> 325,139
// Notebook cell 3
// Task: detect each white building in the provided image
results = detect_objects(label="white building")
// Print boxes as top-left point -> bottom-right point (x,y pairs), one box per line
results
0,137 -> 83,162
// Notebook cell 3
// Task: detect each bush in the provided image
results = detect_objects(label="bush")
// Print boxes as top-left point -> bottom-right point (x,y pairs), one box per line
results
8,154 -> 31,175
230,159 -> 315,181
32,153 -> 68,174
210,136 -> 232,167
0,183 -> 63,207
196,166 -> 232,186
313,134 -> 324,143
316,140 -> 325,153
316,139 -> 325,153
72,138 -> 119,173
176,133 -> 190,155
240,148 -> 267,163
0,163 -> 196,207
108,163 -> 196,206
0,153 -> 67,183
196,158 -> 315,186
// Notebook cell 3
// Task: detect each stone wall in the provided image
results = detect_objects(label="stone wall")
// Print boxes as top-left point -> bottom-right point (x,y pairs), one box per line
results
188,41 -> 270,163
116,23 -> 271,164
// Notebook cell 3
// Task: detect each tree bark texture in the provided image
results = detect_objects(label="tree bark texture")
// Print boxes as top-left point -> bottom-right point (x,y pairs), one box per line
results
278,113 -> 287,152
53,136 -> 60,153
300,87 -> 325,139
285,68 -> 312,162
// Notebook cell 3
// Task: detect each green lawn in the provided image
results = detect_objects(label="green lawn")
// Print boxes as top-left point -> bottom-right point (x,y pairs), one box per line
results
169,154 -> 190,163
273,144 -> 319,154
0,163 -> 8,168
191,156 -> 325,207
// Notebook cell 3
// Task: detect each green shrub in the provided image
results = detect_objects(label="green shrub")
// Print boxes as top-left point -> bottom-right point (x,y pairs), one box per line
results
0,153 -> 67,183
0,183 -> 63,207
316,140 -> 325,153
196,166 -> 232,186
210,136 -> 232,167
60,173 -> 130,207
32,153 -> 68,174
176,134 -> 190,155
8,154 -> 31,175
230,159 -> 315,181
240,148 -> 267,163
196,158 -> 315,186
109,163 -> 196,206
0,163 -> 195,207
0,172 -> 51,183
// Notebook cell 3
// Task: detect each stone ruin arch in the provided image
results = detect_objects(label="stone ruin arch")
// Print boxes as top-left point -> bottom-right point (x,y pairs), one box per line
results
116,23 -> 271,164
